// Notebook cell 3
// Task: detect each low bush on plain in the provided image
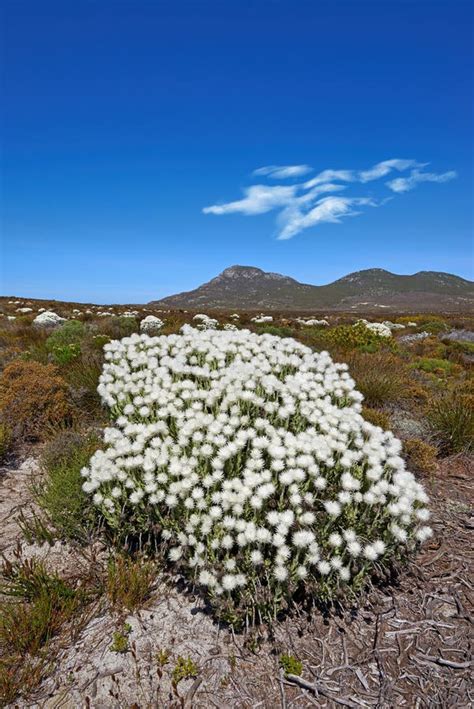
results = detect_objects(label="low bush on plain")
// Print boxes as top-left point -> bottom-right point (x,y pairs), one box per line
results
81,328 -> 431,624
325,321 -> 394,353
0,360 -> 75,440
46,320 -> 85,347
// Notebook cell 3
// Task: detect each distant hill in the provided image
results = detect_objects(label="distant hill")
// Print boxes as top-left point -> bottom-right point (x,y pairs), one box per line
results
150,265 -> 474,312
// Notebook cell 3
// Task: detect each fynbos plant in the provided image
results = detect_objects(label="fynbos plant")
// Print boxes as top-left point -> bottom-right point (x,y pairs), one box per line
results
81,327 -> 431,619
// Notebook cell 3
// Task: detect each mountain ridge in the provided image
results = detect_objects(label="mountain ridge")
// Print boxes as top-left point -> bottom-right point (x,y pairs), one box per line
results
150,265 -> 474,312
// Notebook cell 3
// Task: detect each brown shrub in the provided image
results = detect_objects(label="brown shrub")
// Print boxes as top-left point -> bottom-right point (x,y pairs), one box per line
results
362,407 -> 390,430
346,352 -> 407,408
403,438 -> 438,474
0,360 -> 75,440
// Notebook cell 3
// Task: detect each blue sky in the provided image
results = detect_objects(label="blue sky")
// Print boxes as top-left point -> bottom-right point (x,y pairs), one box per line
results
1,0 -> 472,303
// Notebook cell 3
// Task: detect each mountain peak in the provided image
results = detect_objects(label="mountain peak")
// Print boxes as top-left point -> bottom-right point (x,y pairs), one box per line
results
151,265 -> 474,312
217,265 -> 291,282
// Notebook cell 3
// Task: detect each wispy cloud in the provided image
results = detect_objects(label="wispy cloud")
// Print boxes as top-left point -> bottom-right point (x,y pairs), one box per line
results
203,158 -> 457,239
202,185 -> 297,215
253,164 -> 312,179
387,168 -> 457,193
358,158 -> 425,182
277,196 -> 377,240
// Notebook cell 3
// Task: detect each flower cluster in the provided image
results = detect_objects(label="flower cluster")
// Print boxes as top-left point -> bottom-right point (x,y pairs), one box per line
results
382,320 -> 406,331
140,315 -> 164,332
33,311 -> 66,328
251,315 -> 273,323
297,318 -> 329,327
192,314 -> 219,330
357,319 -> 392,338
82,327 -> 430,613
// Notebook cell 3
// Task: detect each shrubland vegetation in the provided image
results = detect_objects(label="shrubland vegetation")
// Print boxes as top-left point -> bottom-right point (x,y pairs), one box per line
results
0,297 -> 472,703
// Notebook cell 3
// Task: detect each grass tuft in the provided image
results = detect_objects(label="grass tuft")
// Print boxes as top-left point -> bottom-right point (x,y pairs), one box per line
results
106,555 -> 157,612
427,391 -> 474,455
346,353 -> 407,407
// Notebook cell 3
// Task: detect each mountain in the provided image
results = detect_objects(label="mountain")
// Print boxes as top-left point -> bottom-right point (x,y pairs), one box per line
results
150,265 -> 474,312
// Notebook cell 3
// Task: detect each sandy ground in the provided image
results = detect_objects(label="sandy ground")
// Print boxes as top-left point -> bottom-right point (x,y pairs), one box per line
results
1,455 -> 472,708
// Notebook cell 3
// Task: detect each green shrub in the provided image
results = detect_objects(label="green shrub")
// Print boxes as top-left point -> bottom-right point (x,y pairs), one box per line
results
325,322 -> 392,352
172,656 -> 198,686
36,432 -> 101,541
89,334 -> 111,350
427,392 -> 474,455
254,324 -> 294,338
279,653 -> 303,676
413,357 -> 460,377
45,320 -> 85,351
418,320 -> 448,335
110,624 -> 132,653
50,343 -> 81,365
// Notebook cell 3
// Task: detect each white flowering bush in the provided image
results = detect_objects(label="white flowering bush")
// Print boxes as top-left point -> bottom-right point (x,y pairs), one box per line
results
82,327 -> 431,621
140,315 -> 164,332
297,318 -> 329,327
251,315 -> 273,323
357,320 -> 392,338
382,321 -> 406,331
193,314 -> 219,330
33,311 -> 66,328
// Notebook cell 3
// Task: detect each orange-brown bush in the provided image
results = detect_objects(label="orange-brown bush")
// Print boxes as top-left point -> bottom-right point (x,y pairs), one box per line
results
362,407 -> 391,430
0,360 -> 75,440
403,438 -> 438,475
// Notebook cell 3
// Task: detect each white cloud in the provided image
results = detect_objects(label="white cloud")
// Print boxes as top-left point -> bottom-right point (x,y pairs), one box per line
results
304,169 -> 355,188
253,164 -> 312,179
203,158 -> 456,239
358,158 -> 425,183
202,184 -> 297,215
387,168 -> 457,193
277,196 -> 377,240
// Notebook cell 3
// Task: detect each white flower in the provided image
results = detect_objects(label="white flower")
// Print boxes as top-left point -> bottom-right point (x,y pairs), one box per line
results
318,560 -> 331,575
169,546 -> 182,561
274,566 -> 288,582
416,526 -> 433,542
324,501 -> 341,516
